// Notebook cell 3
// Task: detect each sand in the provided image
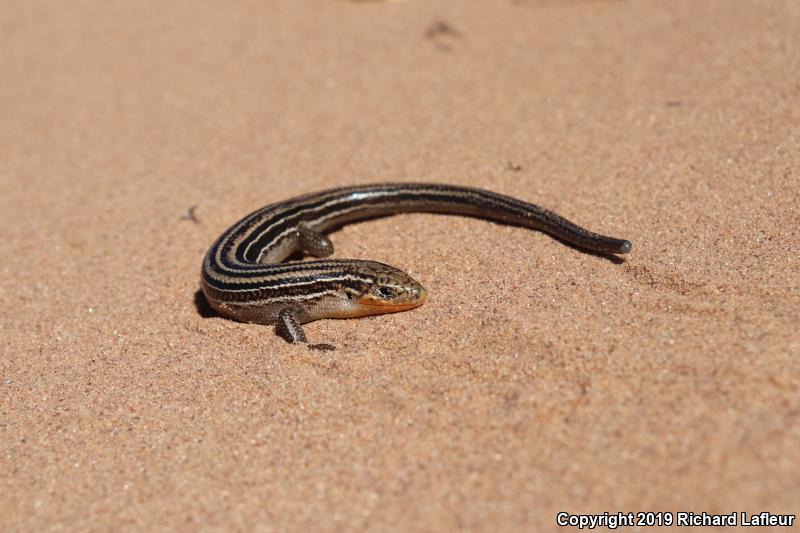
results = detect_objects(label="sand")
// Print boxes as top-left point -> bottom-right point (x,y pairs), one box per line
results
2,0 -> 798,531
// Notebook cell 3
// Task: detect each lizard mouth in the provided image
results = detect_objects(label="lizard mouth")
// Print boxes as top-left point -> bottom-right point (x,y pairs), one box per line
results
355,287 -> 427,313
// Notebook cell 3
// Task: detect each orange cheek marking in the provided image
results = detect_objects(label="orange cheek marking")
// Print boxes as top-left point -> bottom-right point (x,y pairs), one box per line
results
355,297 -> 427,314
365,302 -> 425,312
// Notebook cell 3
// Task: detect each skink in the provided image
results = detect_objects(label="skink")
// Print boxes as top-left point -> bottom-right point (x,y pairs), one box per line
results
201,183 -> 631,349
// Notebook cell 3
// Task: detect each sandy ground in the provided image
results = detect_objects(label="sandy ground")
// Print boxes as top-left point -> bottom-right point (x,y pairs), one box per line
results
2,0 -> 799,531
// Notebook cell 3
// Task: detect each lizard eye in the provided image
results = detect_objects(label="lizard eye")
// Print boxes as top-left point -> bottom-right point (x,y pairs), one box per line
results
376,286 -> 394,299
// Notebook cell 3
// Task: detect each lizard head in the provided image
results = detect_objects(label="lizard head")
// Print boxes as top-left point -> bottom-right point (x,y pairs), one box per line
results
345,262 -> 427,315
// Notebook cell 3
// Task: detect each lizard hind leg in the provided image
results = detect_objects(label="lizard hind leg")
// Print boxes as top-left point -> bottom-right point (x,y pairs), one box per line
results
297,227 -> 334,257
